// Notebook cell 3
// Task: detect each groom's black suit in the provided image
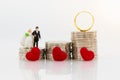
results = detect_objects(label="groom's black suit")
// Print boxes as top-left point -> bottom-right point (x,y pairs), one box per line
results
32,30 -> 41,47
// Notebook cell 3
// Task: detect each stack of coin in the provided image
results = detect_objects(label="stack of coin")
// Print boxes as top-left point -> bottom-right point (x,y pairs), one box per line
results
19,47 -> 45,60
71,31 -> 97,60
46,41 -> 71,60
40,48 -> 47,60
19,48 -> 31,60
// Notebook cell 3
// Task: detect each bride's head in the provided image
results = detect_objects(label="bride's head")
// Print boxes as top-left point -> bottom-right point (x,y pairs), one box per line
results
28,29 -> 32,33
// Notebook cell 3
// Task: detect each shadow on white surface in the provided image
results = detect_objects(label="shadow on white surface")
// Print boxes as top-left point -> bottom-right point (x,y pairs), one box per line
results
19,60 -> 97,80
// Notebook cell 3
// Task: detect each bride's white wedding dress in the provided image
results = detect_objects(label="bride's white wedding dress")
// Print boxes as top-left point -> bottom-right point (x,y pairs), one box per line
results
21,33 -> 33,48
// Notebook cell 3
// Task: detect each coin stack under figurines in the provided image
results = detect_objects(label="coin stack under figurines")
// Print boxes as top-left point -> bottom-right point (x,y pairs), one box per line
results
46,41 -> 71,60
19,48 -> 31,60
71,31 -> 97,60
19,47 -> 46,60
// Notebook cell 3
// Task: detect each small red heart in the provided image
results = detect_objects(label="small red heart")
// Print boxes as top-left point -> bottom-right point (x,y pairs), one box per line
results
80,47 -> 94,61
26,47 -> 40,61
31,47 -> 40,55
52,47 -> 67,61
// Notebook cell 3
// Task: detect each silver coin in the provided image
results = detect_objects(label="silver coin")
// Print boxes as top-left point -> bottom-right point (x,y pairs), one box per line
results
71,31 -> 97,60
46,41 -> 72,60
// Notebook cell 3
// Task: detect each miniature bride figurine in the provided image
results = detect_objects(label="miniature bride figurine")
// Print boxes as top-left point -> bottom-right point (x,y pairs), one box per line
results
21,29 -> 33,48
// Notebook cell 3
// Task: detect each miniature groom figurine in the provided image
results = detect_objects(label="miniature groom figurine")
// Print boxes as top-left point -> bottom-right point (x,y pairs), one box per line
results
32,26 -> 41,47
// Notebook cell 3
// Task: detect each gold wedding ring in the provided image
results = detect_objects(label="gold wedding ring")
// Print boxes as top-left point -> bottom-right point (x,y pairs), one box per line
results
74,11 -> 94,32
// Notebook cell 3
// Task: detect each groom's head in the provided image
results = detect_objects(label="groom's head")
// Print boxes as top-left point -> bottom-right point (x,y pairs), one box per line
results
35,26 -> 39,31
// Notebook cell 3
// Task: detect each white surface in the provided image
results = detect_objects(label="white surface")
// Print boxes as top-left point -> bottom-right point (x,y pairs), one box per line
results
0,0 -> 120,80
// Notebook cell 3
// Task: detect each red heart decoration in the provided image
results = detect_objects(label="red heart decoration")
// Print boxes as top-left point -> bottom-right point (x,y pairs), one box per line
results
31,47 -> 40,55
26,47 -> 40,61
52,47 -> 67,61
80,47 -> 94,61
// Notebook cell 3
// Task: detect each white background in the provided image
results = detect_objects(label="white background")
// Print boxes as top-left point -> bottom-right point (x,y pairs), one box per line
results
0,0 -> 120,80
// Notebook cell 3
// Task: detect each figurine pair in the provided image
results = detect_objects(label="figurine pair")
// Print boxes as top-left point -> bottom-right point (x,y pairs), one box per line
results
21,26 -> 41,48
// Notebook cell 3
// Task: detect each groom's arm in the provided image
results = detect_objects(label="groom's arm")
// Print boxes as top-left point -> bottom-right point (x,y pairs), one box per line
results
39,31 -> 41,39
32,31 -> 35,36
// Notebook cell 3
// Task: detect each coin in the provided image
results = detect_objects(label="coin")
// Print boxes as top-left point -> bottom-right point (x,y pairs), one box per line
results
19,47 -> 45,60
71,31 -> 97,60
45,41 -> 72,60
